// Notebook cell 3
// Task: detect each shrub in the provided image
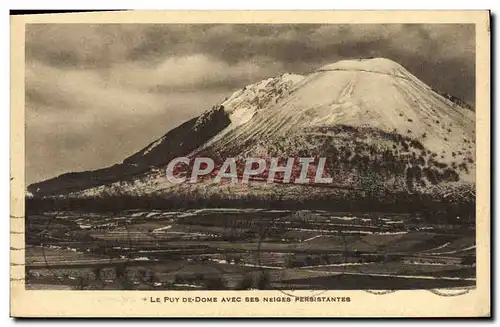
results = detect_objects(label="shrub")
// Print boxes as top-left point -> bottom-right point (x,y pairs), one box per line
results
235,275 -> 254,290
204,276 -> 227,290
461,256 -> 475,266
255,271 -> 271,290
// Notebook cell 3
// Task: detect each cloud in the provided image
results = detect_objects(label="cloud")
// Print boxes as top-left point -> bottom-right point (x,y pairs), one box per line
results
26,24 -> 475,104
109,54 -> 284,92
25,59 -> 232,184
26,24 -> 146,68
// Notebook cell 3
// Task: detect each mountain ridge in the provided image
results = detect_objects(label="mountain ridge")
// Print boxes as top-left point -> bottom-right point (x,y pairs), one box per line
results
28,58 -> 475,208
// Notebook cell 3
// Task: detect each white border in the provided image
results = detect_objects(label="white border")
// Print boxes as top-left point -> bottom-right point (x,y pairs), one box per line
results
3,1 -> 497,325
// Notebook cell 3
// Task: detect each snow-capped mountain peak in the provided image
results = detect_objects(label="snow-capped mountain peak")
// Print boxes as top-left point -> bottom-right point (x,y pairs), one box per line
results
28,58 -> 475,200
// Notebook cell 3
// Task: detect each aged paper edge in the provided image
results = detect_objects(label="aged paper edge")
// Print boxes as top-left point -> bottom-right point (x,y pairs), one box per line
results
10,10 -> 491,318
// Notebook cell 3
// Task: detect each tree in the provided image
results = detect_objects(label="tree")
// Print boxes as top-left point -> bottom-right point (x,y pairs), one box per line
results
255,271 -> 271,290
284,253 -> 296,268
461,256 -> 475,266
235,274 -> 254,290
204,276 -> 227,290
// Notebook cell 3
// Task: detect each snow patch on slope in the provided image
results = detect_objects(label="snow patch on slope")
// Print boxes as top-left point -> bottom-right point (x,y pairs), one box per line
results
222,73 -> 304,124
198,73 -> 304,149
318,57 -> 409,79
142,137 -> 166,155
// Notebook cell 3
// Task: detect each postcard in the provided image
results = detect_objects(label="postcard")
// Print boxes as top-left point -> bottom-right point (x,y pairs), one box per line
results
10,10 -> 490,317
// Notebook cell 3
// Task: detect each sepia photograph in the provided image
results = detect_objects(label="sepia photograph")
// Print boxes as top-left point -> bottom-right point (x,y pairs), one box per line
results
10,10 -> 490,317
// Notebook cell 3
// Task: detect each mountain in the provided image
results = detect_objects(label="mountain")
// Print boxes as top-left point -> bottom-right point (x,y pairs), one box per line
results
28,58 -> 475,208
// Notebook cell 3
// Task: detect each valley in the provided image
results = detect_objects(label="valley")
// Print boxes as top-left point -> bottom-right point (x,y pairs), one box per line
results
25,209 -> 475,290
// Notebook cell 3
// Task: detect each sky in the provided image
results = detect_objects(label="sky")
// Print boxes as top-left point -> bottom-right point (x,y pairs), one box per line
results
25,24 -> 475,185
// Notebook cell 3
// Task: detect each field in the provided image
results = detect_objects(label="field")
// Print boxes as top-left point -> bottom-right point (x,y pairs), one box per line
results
25,209 -> 475,290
